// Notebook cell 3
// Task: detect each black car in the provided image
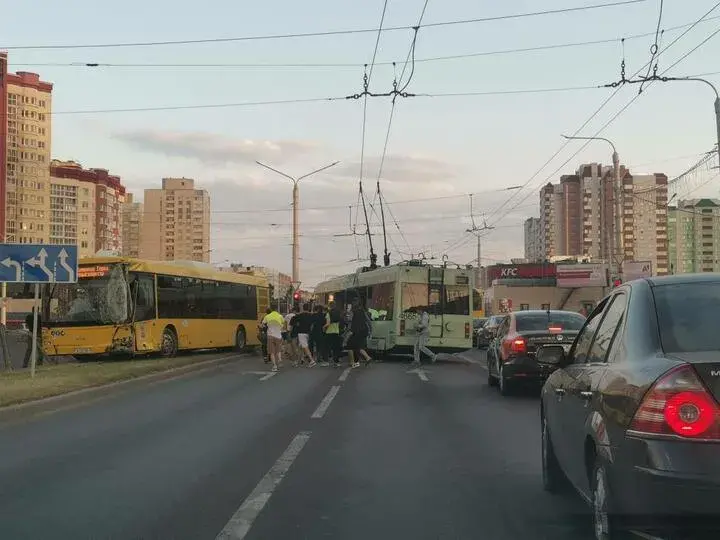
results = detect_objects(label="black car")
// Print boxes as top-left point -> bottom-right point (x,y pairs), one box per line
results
486,310 -> 585,395
538,275 -> 720,539
473,317 -> 488,348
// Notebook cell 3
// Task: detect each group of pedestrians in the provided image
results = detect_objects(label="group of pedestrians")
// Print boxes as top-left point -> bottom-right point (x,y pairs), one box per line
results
259,298 -> 374,372
259,299 -> 437,371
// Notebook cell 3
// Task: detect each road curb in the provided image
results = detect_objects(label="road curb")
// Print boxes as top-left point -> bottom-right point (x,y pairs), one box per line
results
0,353 -> 245,423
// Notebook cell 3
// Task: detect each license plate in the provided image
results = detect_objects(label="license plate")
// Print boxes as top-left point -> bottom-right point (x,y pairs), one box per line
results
74,347 -> 92,354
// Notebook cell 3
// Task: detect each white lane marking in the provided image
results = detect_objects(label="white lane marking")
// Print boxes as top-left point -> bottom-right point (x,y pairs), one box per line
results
311,385 -> 341,418
215,431 -> 311,540
406,368 -> 429,382
338,367 -> 351,382
244,371 -> 277,381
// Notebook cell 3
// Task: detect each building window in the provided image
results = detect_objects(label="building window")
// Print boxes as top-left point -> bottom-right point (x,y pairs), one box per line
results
541,303 -> 550,311
519,304 -> 530,311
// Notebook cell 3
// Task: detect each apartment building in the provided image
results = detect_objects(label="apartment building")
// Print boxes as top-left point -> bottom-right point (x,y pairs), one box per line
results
579,163 -> 615,261
121,193 -> 143,258
539,183 -> 563,258
523,217 -> 542,261
622,172 -> 669,275
50,160 -> 126,256
1,54 -> 52,243
668,198 -> 720,274
140,177 -> 211,262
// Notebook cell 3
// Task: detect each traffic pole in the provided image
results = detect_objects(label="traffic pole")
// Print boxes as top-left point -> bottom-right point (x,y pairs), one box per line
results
29,282 -> 39,378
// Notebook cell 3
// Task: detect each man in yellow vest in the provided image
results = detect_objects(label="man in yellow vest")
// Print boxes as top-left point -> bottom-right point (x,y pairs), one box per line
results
262,306 -> 285,372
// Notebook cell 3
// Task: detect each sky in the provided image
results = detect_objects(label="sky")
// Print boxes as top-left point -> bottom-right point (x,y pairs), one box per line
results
3,0 -> 720,287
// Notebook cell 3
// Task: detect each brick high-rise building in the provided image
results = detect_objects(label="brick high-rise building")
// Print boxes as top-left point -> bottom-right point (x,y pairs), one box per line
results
50,160 -> 126,256
121,192 -> 143,258
1,54 -> 53,243
140,177 -> 211,262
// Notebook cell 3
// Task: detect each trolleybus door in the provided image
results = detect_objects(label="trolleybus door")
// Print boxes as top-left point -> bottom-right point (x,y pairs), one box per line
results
428,267 -> 444,338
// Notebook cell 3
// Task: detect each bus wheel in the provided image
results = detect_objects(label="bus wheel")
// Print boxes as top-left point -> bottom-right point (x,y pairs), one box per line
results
161,327 -> 178,358
235,326 -> 247,352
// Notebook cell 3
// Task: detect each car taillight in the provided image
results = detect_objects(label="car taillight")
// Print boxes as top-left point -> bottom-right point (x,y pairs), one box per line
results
548,325 -> 563,333
629,364 -> 720,439
400,319 -> 405,336
465,322 -> 470,339
503,337 -> 526,356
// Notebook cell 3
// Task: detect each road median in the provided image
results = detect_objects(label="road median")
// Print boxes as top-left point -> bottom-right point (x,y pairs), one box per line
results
0,353 -> 241,417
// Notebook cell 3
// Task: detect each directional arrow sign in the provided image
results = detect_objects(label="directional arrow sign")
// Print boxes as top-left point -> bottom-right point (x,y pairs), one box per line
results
1,258 -> 21,281
406,367 -> 429,382
0,244 -> 78,283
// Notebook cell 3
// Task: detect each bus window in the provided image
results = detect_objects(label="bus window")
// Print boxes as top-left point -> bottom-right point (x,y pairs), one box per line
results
401,283 -> 428,314
369,282 -> 395,320
444,285 -> 470,316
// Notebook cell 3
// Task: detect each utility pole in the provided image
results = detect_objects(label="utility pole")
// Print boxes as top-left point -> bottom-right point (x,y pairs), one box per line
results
466,194 -> 494,289
256,160 -> 340,284
561,135 -> 622,279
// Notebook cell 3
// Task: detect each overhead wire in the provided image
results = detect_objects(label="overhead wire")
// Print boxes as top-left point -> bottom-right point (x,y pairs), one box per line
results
483,1 -> 720,229
0,1 -> 646,50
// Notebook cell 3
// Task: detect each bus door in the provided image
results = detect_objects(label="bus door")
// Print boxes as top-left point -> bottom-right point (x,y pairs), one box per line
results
428,267 -> 444,338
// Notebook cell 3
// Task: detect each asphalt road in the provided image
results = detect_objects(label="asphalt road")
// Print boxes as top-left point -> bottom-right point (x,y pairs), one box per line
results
0,348 -> 595,540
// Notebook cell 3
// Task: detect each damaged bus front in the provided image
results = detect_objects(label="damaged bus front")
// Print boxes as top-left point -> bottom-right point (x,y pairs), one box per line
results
42,262 -> 134,358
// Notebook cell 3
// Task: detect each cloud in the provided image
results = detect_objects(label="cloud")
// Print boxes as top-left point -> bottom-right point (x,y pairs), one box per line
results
116,130 -> 528,284
113,129 -> 321,166
335,154 -> 461,187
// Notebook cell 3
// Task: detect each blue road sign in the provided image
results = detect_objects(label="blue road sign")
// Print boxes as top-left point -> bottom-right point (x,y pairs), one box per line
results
0,244 -> 78,283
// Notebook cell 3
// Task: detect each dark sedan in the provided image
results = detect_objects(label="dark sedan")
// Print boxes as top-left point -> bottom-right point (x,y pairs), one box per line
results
481,315 -> 504,346
538,274 -> 720,539
473,317 -> 488,348
486,310 -> 585,395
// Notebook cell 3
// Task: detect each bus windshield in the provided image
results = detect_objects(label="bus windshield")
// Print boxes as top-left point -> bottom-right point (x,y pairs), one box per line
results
44,264 -> 131,326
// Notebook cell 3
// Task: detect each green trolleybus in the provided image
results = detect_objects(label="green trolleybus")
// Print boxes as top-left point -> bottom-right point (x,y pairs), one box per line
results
314,260 -> 473,355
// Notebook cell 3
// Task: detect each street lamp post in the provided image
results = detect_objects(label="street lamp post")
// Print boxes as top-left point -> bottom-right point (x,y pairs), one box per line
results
561,135 -> 622,278
255,160 -> 340,285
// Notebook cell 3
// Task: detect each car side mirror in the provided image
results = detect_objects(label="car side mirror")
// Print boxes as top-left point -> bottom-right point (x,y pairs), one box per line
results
537,345 -> 566,367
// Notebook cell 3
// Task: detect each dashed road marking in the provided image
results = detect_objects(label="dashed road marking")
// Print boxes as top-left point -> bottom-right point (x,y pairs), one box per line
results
311,385 -> 341,419
406,368 -> 429,382
215,431 -> 311,540
338,368 -> 351,382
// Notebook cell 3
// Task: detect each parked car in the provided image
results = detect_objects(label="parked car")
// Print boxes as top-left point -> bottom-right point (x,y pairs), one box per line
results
486,310 -> 585,395
472,317 -> 487,348
538,274 -> 720,539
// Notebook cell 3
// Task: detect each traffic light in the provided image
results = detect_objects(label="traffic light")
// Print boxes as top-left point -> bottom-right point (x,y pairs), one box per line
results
612,278 -> 622,288
293,292 -> 300,301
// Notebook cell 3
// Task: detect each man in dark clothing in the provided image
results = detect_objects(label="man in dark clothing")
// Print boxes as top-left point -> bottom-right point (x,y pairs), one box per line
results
23,308 -> 44,368
292,303 -> 316,367
258,307 -> 270,363
309,305 -> 327,364
324,302 -> 343,367
347,299 -> 372,368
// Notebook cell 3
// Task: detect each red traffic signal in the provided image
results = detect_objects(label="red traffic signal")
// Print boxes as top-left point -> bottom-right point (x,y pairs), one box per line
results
612,279 -> 622,288
293,292 -> 300,301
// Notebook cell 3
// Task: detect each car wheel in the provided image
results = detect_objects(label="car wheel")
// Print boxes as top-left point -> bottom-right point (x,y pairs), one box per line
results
591,458 -> 625,540
499,363 -> 512,396
160,327 -> 178,358
541,415 -> 564,493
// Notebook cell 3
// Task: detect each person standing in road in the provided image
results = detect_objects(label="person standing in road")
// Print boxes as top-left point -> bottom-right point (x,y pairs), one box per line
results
262,306 -> 284,372
324,301 -> 343,367
347,298 -> 372,368
309,305 -> 327,365
412,307 -> 437,366
293,303 -> 317,367
284,306 -> 300,364
258,308 -> 270,363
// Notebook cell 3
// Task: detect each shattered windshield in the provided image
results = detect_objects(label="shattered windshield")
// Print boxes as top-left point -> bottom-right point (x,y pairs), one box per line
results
44,264 -> 130,325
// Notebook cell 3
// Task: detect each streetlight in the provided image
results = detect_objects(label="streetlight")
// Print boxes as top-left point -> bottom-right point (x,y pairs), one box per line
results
255,160 -> 340,284
561,134 -> 623,277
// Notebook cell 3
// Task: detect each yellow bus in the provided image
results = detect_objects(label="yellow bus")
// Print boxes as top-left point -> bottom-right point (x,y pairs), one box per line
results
472,288 -> 485,319
41,257 -> 269,360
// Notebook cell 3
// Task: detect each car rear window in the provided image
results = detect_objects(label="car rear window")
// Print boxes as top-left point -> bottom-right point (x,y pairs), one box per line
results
515,312 -> 585,332
654,282 -> 720,353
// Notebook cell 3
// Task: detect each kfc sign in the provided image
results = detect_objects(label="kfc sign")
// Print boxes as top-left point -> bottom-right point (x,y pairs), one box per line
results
488,263 -> 556,281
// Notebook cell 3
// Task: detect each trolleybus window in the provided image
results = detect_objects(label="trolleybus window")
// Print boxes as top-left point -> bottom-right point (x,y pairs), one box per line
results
401,283 -> 428,314
444,285 -> 470,316
369,282 -> 395,320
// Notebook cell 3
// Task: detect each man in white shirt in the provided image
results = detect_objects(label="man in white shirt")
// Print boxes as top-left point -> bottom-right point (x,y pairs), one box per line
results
412,308 -> 437,366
